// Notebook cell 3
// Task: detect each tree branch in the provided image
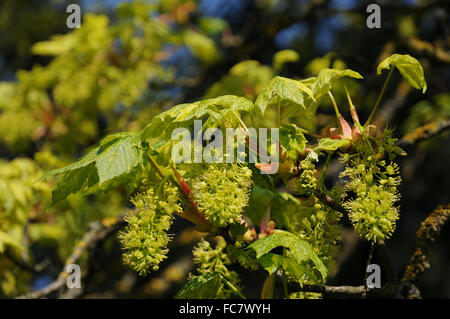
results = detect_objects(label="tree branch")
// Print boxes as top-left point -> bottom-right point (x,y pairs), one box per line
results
16,213 -> 127,299
402,204 -> 450,284
286,283 -> 391,298
397,120 -> 450,148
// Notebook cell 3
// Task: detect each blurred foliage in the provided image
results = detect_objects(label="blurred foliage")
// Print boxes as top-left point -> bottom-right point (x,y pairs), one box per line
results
0,0 -> 449,298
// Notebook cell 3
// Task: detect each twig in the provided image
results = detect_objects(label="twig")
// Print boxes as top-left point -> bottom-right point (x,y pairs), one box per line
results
287,283 -> 388,297
397,120 -> 450,148
4,251 -> 50,274
16,213 -> 127,299
404,37 -> 450,65
314,189 -> 349,222
314,190 -> 399,292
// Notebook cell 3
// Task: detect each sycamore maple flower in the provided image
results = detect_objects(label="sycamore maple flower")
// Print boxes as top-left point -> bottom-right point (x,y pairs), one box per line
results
190,163 -> 253,228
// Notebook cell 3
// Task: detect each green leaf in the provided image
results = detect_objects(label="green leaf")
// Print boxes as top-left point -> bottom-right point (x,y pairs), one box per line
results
184,30 -> 222,64
198,17 -> 228,36
31,34 -> 77,56
314,138 -> 350,151
0,230 -> 22,252
279,124 -> 307,160
174,272 -> 222,299
377,54 -> 427,93
254,76 -> 315,117
306,69 -> 363,114
244,186 -> 277,226
248,231 -> 327,281
273,50 -> 300,71
271,192 -> 302,229
257,253 -> 320,283
261,273 -> 276,299
41,132 -> 142,205
142,95 -> 253,141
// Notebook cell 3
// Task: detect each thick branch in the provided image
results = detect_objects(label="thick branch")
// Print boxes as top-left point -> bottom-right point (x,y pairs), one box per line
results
403,204 -> 450,283
286,282 -> 391,298
315,189 -> 348,217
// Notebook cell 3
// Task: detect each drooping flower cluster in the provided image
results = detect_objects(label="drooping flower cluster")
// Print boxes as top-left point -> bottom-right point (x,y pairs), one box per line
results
280,197 -> 342,274
340,133 -> 402,242
192,236 -> 241,298
191,163 -> 253,228
118,183 -> 182,276
289,157 -> 318,196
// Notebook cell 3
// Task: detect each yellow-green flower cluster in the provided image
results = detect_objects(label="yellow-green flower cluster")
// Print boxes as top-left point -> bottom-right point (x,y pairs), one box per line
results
118,184 -> 182,276
282,199 -> 342,274
191,163 -> 252,228
192,236 -> 241,298
344,184 -> 399,242
289,157 -> 318,196
340,137 -> 402,242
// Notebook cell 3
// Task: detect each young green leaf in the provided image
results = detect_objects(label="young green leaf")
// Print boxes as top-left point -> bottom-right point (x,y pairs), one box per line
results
273,50 -> 300,71
244,186 -> 277,226
279,123 -> 307,160
306,69 -> 363,114
0,230 -> 22,252
314,138 -> 350,152
257,253 -> 320,284
174,272 -> 222,299
254,76 -> 315,117
142,95 -> 253,141
184,30 -> 222,64
248,231 -> 327,281
261,273 -> 276,299
377,54 -> 427,93
41,133 -> 142,205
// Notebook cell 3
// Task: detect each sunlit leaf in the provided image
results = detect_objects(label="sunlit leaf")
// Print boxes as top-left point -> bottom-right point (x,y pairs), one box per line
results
41,133 -> 142,205
142,95 -> 253,141
254,76 -> 315,117
314,138 -> 350,151
377,54 -> 427,93
273,50 -> 300,71
279,124 -> 307,160
184,30 -> 222,64
306,69 -> 363,114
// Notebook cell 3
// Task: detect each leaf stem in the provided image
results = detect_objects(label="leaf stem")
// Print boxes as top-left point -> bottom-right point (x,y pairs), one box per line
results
319,152 -> 332,187
298,128 -> 324,139
232,110 -> 248,131
364,68 -> 394,128
327,91 -> 340,119
147,153 -> 166,179
277,102 -> 281,128
345,84 -> 363,131
221,275 -> 247,299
